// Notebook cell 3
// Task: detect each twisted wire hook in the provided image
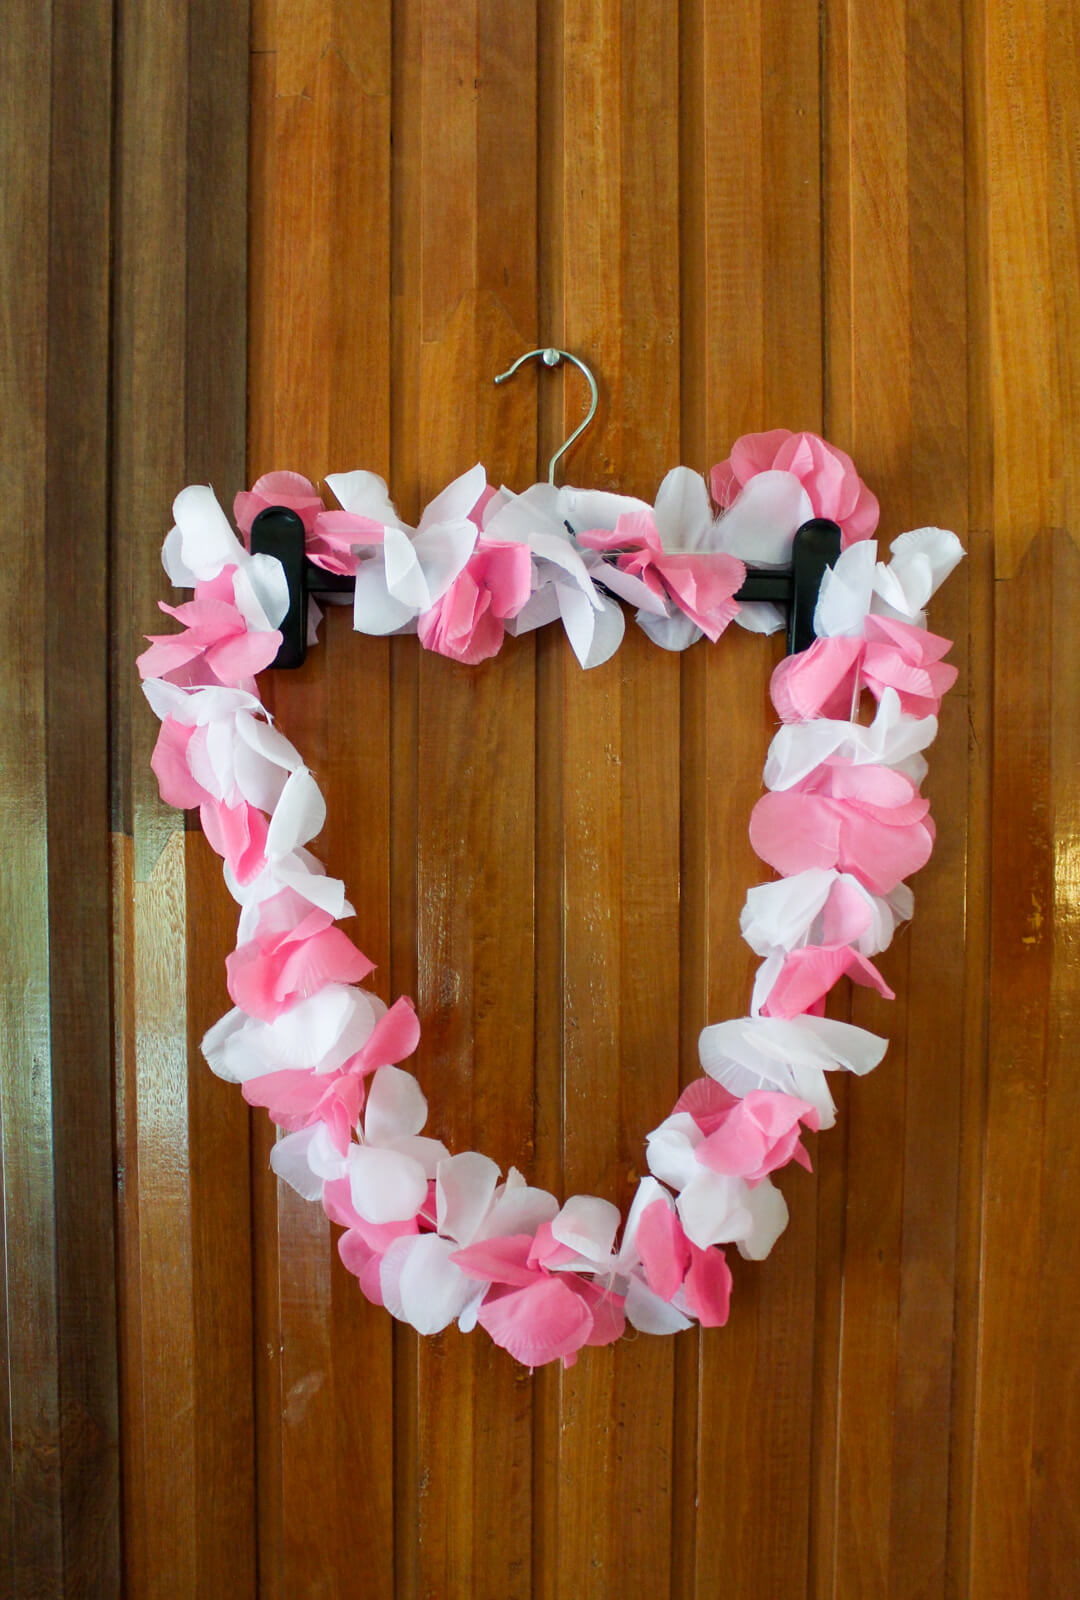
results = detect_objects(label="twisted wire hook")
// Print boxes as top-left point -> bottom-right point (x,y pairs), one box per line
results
493,346 -> 599,485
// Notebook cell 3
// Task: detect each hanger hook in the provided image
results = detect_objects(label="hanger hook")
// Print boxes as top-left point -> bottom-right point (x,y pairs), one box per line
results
493,347 -> 599,485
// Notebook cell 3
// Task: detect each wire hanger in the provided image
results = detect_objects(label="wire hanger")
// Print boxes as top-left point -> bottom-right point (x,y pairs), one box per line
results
493,347 -> 599,485
249,346 -> 841,667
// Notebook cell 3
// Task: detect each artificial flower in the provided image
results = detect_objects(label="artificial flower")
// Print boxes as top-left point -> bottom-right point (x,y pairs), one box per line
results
710,429 -> 880,547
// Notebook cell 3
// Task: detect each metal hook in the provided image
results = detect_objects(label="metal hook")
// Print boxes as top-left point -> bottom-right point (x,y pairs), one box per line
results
493,346 -> 599,485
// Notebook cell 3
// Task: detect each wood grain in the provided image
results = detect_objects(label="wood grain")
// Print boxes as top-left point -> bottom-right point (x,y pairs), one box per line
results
13,0 -> 1080,1594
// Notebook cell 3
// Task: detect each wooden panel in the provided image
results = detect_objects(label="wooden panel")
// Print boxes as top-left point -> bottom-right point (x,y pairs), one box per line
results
10,0 -> 1079,1595
1,0 -> 120,1592
681,3 -> 825,1596
111,0 -> 253,1592
247,4 -> 396,1595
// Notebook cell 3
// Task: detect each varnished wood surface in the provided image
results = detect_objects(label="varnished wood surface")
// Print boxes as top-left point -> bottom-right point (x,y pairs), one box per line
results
3,0 -> 1079,1594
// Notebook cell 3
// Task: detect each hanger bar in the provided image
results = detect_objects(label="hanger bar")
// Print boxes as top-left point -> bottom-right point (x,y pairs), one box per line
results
250,508 -> 843,669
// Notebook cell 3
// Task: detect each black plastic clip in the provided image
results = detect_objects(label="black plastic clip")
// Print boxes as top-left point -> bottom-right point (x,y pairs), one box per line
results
250,506 -> 843,669
733,518 -> 843,656
249,505 -> 353,670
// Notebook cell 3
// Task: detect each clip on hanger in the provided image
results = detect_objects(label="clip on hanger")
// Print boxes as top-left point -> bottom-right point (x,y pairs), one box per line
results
249,348 -> 841,668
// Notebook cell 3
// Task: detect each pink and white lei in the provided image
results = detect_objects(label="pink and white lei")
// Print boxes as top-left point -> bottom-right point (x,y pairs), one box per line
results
139,432 -> 963,1370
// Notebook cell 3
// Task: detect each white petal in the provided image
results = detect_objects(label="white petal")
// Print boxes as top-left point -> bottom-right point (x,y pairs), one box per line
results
587,556 -> 668,615
563,486 -> 651,530
141,677 -> 189,722
676,1171 -> 753,1249
559,584 -> 624,668
740,869 -> 836,955
619,1176 -> 674,1265
551,1194 -> 622,1263
325,468 -> 404,528
481,1180 -> 559,1241
408,522 -> 477,606
348,1144 -> 428,1224
353,553 -> 417,634
735,1177 -> 790,1260
172,484 -> 246,579
733,600 -> 786,635
365,1065 -> 429,1144
645,1114 -> 702,1190
250,984 -> 377,1073
652,466 -> 712,551
269,1127 -> 325,1202
201,1006 -> 247,1080
272,851 -> 353,919
625,1276 -> 693,1335
509,582 -> 562,635
813,539 -> 877,637
233,552 -> 290,631
436,1151 -> 501,1245
162,523 -> 198,587
389,1134 -> 450,1177
266,766 -> 326,858
635,607 -> 702,652
380,1234 -> 476,1334
417,463 -> 487,531
715,470 -> 813,565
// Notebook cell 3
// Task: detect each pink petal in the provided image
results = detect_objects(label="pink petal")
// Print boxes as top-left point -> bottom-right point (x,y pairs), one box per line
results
199,797 -> 269,884
150,716 -> 209,808
205,626 -> 282,685
450,1233 -> 538,1288
635,1199 -> 691,1302
770,636 -> 864,723
672,1077 -> 740,1136
337,1230 -> 386,1306
345,996 -> 421,1077
729,429 -> 794,484
683,1244 -> 733,1327
759,945 -> 894,1019
476,1277 -> 594,1368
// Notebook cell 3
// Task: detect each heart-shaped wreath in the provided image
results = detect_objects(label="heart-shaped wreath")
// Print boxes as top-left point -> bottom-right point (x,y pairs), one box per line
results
138,428 -> 962,1370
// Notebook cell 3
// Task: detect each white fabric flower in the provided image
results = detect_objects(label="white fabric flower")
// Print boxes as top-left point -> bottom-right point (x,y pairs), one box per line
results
698,1014 -> 888,1130
644,1114 -> 789,1257
377,1152 -> 558,1332
325,464 -> 484,636
346,1067 -> 449,1225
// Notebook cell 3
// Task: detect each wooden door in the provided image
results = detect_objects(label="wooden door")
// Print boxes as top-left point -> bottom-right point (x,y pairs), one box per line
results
5,0 -> 1080,1595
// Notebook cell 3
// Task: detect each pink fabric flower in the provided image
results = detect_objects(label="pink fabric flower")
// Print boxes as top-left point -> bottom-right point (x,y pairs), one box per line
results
234,472 -> 325,540
577,511 -> 745,642
136,569 -> 282,690
860,617 -> 959,718
198,795 -> 270,885
225,890 -> 375,1023
674,1078 -> 819,1181
150,716 -> 211,809
416,538 -> 533,664
451,1233 -> 626,1368
750,761 -> 935,896
710,429 -> 879,547
770,618 -> 957,724
634,1199 -> 733,1327
242,996 -> 421,1154
758,944 -> 894,1019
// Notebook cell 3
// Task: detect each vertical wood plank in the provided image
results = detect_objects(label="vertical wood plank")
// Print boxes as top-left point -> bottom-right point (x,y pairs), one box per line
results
823,0 -> 913,1589
680,2 -> 824,1595
886,1 -> 974,1594
396,4 -> 541,1595
969,0 -> 1080,1595
1,1 -> 61,1591
548,3 -> 682,1595
247,3 -> 396,1595
112,0 -> 254,1591
46,0 -> 121,1585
